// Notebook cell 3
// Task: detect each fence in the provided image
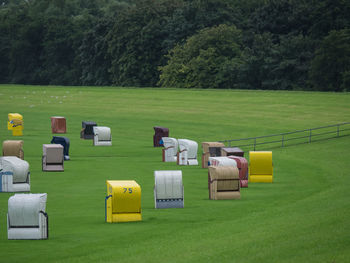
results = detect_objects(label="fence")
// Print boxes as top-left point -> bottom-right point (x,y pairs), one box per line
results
220,122 -> 350,151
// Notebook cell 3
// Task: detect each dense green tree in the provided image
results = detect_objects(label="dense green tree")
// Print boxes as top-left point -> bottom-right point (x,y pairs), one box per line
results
249,33 -> 314,90
273,34 -> 314,90
341,71 -> 350,91
78,1 -> 132,86
161,0 -> 242,48
159,24 -> 243,89
107,0 -> 241,87
8,18 -> 45,84
308,0 -> 350,39
79,17 -> 114,86
107,0 -> 183,86
1,2 -> 45,84
38,15 -> 83,85
0,0 -> 122,85
239,33 -> 277,90
242,0 -> 319,90
0,5 -> 13,83
249,0 -> 314,40
0,0 -> 349,90
309,29 -> 350,91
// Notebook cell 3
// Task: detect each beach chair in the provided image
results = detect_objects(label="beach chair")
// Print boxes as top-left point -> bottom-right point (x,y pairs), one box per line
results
177,139 -> 198,165
221,147 -> 244,157
228,156 -> 248,187
154,170 -> 184,209
105,180 -> 141,223
249,151 -> 273,183
51,116 -> 66,133
153,126 -> 169,147
208,156 -> 237,167
93,126 -> 112,146
8,113 -> 23,136
0,156 -> 30,192
51,136 -> 70,160
2,140 -> 24,159
42,144 -> 64,171
208,166 -> 240,200
7,193 -> 48,239
201,142 -> 225,168
162,137 -> 178,162
81,121 -> 97,139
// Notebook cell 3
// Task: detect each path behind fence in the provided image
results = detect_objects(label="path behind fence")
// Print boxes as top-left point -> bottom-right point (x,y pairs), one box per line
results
220,122 -> 350,151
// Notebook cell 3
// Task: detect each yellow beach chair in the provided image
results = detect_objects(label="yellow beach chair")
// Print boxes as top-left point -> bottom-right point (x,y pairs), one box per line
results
105,180 -> 142,223
8,113 -> 23,136
249,151 -> 273,183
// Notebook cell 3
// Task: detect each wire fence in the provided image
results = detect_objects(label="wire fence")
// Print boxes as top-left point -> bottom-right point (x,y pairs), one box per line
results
220,122 -> 350,151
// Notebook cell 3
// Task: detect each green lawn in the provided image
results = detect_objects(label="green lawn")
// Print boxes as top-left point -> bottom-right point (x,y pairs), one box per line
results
0,84 -> 349,263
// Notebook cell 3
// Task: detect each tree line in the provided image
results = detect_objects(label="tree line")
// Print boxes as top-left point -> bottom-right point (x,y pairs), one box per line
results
1,0 -> 349,91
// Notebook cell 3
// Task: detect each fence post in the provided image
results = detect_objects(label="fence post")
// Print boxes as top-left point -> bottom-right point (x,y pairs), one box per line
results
337,124 -> 340,137
282,135 -> 284,147
309,129 -> 312,143
254,138 -> 256,151
229,141 -> 231,147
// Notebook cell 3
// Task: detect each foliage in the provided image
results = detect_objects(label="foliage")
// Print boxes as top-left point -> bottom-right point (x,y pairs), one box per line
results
308,0 -> 350,39
238,32 -> 277,90
79,17 -> 113,86
159,24 -> 243,89
1,2 -> 44,84
0,0 -> 349,91
309,29 -> 350,91
107,0 -> 238,87
107,0 -> 183,87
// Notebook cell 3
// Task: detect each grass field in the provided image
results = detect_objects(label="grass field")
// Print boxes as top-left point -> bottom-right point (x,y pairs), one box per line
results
0,84 -> 349,263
